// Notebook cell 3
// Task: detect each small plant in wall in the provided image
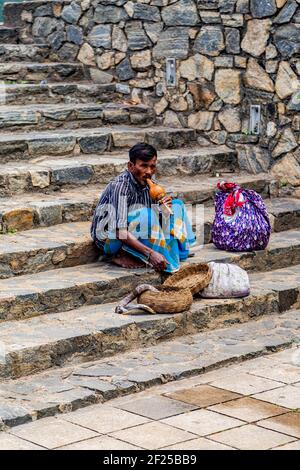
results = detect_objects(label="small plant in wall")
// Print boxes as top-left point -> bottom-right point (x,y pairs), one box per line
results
280,179 -> 289,188
290,91 -> 300,106
0,228 -> 18,235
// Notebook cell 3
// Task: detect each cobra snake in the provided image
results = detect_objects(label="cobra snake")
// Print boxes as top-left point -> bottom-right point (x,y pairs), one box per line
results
115,284 -> 159,315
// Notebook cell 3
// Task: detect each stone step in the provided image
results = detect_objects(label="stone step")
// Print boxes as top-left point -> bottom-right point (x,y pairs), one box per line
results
0,26 -> 19,44
263,198 -> 300,233
0,146 -> 237,197
0,198 -> 300,278
0,229 -> 299,321
0,174 -> 271,232
0,62 -> 86,83
0,44 -> 50,62
0,126 -> 197,162
0,264 -> 299,381
0,102 -> 155,132
0,309 -> 299,428
1,197 -> 299,276
0,82 -> 121,105
0,221 -> 98,279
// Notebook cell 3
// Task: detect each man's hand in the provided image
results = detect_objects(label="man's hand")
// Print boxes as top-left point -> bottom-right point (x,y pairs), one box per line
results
159,195 -> 173,208
149,250 -> 168,271
117,229 -> 168,272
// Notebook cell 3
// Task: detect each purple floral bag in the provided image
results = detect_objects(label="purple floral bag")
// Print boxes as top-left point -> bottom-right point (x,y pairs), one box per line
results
211,182 -> 271,252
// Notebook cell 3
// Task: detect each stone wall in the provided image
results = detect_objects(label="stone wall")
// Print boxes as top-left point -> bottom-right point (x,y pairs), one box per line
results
4,0 -> 300,183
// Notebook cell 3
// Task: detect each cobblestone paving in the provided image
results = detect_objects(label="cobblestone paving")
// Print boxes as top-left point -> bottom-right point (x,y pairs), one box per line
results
1,344 -> 300,450
0,309 -> 300,437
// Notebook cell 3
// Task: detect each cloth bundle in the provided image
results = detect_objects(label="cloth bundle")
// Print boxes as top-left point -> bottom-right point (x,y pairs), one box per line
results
212,181 -> 271,252
200,262 -> 250,299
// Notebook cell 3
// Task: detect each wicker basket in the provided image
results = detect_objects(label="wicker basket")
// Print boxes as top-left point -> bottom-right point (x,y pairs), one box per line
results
138,286 -> 193,314
163,263 -> 212,295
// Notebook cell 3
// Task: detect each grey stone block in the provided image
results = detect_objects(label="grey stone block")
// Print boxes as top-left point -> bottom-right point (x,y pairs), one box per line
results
74,365 -> 125,377
225,28 -> 241,54
287,94 -> 300,112
236,0 -> 250,13
57,43 -> 79,61
250,0 -> 277,18
144,22 -> 163,44
88,25 -> 112,48
196,0 -> 219,8
94,5 -> 128,23
78,134 -> 110,153
274,0 -> 298,23
28,136 -> 76,156
35,203 -> 63,226
274,24 -> 300,57
0,404 -> 31,427
43,108 -> 73,121
67,376 -> 118,397
61,2 -> 82,24
133,3 -> 161,21
51,166 -> 94,185
162,0 -> 198,25
194,26 -> 225,56
32,17 -> 60,37
153,27 -> 189,59
33,4 -> 54,17
66,25 -> 84,45
125,22 -> 151,50
75,107 -> 103,119
116,58 -> 135,81
126,369 -> 162,385
54,63 -> 83,78
48,31 -> 66,51
219,0 -> 237,13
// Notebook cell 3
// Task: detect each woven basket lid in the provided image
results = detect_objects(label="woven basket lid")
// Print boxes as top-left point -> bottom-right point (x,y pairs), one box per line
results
163,263 -> 212,295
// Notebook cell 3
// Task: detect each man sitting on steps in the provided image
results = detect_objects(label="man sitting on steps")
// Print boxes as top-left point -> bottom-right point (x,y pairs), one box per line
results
91,143 -> 196,273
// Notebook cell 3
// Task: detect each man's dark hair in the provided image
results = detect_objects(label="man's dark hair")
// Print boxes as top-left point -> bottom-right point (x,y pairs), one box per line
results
129,143 -> 157,164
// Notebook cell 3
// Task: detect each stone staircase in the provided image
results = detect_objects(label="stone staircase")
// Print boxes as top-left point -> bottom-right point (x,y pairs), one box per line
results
0,17 -> 300,430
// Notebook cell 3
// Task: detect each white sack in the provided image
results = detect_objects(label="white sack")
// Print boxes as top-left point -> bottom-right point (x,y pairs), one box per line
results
200,262 -> 250,298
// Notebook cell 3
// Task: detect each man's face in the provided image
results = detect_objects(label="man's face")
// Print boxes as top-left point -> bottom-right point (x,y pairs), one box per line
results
128,156 -> 157,186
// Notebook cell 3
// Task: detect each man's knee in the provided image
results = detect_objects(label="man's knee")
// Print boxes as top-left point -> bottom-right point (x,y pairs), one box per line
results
129,207 -> 150,224
128,207 -> 154,238
171,198 -> 186,217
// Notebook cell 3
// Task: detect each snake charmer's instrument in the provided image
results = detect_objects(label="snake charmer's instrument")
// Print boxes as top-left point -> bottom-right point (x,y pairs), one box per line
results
146,178 -> 173,215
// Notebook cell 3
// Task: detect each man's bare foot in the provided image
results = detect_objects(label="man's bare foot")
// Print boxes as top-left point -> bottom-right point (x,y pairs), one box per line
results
112,252 -> 146,269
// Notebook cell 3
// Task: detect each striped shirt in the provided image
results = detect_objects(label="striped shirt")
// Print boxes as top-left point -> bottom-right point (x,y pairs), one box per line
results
91,170 -> 153,242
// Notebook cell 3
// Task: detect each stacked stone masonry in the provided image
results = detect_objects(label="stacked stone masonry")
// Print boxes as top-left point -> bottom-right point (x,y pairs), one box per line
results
3,0 -> 300,184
